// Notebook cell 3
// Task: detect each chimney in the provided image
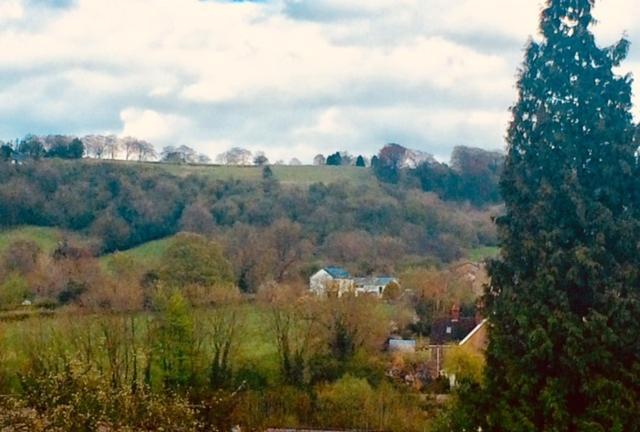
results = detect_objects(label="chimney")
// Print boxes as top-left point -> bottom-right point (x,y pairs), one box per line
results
451,303 -> 460,322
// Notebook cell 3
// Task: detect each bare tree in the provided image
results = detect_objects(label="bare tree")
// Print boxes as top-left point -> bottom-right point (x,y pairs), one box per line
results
216,147 -> 253,165
266,219 -> 313,283
197,153 -> 212,164
121,137 -> 139,161
313,154 -> 326,166
261,283 -> 317,385
289,158 -> 302,166
105,135 -> 120,159
83,135 -> 108,159
161,145 -> 197,163
137,140 -> 157,161
253,151 -> 269,166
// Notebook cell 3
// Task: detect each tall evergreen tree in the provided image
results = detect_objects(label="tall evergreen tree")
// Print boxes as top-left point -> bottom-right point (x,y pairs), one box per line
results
482,0 -> 640,430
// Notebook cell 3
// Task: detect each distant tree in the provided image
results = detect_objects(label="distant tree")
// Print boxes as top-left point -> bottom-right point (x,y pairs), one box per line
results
179,202 -> 216,234
338,151 -> 353,166
253,151 -> 269,166
83,135 -> 108,159
313,154 -> 326,166
382,280 -> 402,301
0,274 -> 29,310
223,224 -> 271,293
326,152 -> 342,166
265,219 -> 312,282
105,135 -> 119,159
46,136 -> 84,159
136,140 -> 157,161
216,147 -> 253,165
0,143 -> 14,161
370,155 -> 379,169
355,155 -> 366,167
18,135 -> 45,159
197,154 -> 212,164
152,290 -> 194,390
157,233 -> 234,304
161,145 -> 197,164
1,239 -> 42,276
449,146 -> 503,204
262,165 -> 274,180
374,143 -> 407,183
121,137 -> 139,161
67,138 -> 85,159
262,283 -> 314,386
289,158 -> 302,166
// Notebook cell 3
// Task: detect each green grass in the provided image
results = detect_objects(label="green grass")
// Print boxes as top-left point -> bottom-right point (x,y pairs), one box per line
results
0,304 -> 281,390
0,226 -> 65,255
467,246 -> 500,262
100,236 -> 176,269
90,159 -> 374,186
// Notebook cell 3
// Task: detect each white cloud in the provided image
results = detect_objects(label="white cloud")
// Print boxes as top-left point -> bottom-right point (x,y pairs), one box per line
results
0,0 -> 638,162
120,108 -> 191,145
0,0 -> 23,22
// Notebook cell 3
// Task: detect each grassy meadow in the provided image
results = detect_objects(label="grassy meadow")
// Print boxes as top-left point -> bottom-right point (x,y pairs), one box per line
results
0,303 -> 280,392
0,226 -> 65,255
90,159 -> 375,186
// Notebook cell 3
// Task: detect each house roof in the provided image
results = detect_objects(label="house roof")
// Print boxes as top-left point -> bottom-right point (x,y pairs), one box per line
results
459,319 -> 488,346
388,339 -> 416,350
430,317 -> 477,345
323,266 -> 351,279
354,276 -> 397,286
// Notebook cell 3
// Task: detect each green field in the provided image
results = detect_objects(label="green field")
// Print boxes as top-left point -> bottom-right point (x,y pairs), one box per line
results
100,236 -> 176,269
0,226 -> 66,255
467,246 -> 500,262
91,159 -> 375,186
0,304 -> 280,390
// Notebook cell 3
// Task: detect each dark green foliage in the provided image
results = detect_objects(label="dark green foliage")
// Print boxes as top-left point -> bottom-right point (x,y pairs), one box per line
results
46,137 -> 84,159
326,152 -> 342,166
373,143 -> 406,184
412,146 -> 503,206
355,155 -> 366,167
18,135 -> 45,159
370,155 -> 379,169
262,165 -> 274,179
478,0 -> 640,429
0,159 -> 496,267
0,144 -> 13,161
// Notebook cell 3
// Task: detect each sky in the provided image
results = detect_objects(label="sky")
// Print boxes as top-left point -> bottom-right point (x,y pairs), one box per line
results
0,0 -> 638,163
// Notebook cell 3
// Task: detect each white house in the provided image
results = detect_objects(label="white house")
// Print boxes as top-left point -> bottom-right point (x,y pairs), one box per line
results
354,276 -> 399,296
309,267 -> 354,296
310,268 -> 399,297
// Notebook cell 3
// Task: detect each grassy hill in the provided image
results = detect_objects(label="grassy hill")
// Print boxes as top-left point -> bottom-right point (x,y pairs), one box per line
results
99,236 -> 175,269
84,159 -> 375,185
90,160 -> 375,186
0,226 -> 67,255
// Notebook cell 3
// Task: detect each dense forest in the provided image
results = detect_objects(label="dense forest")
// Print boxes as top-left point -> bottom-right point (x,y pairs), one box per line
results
0,147 -> 501,292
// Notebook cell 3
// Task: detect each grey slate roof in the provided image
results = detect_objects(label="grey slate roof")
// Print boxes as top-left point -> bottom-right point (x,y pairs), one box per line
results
323,266 -> 351,279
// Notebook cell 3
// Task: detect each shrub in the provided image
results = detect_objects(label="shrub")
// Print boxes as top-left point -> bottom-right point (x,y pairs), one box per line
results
0,273 -> 29,309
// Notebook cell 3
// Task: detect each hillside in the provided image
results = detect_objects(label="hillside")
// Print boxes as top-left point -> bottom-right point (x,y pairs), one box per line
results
99,236 -> 175,269
89,159 -> 375,186
0,226 -> 96,256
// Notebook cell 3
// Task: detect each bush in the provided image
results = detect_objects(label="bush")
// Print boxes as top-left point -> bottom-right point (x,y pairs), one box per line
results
0,273 -> 29,309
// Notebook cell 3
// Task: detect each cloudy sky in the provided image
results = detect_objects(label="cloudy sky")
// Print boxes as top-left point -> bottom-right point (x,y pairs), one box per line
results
0,0 -> 638,162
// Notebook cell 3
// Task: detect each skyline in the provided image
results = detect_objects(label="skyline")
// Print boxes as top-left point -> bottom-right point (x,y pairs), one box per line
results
1,0 -> 638,162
